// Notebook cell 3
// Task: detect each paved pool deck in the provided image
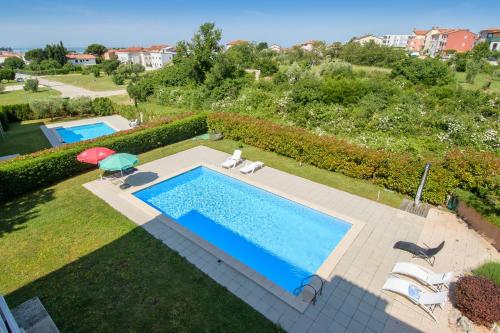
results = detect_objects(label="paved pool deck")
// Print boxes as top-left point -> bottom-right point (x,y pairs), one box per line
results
84,146 -> 498,333
41,115 -> 131,147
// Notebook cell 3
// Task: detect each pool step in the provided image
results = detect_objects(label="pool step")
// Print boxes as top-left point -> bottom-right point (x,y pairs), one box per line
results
400,199 -> 431,218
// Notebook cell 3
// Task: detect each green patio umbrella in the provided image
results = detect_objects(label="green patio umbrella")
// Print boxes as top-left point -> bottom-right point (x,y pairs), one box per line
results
99,153 -> 138,172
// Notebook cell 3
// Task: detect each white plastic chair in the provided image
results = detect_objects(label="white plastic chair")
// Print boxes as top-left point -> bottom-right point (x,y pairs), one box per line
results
382,277 -> 447,322
240,161 -> 264,174
391,262 -> 453,291
221,150 -> 243,169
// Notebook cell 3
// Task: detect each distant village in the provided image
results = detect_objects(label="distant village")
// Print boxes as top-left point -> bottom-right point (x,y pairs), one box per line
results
0,27 -> 499,70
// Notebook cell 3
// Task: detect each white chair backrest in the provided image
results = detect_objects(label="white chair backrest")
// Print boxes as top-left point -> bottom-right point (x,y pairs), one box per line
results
233,150 -> 242,160
0,296 -> 21,333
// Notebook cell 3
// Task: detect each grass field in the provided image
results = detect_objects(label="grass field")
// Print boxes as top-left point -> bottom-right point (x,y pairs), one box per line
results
0,137 -> 404,331
455,72 -> 500,95
0,120 -> 51,155
0,88 -> 60,105
352,65 -> 391,73
42,73 -> 125,91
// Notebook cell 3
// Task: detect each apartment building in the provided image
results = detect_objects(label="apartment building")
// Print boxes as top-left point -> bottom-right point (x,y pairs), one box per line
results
66,53 -> 96,66
406,30 -> 428,53
350,35 -> 383,45
423,28 -> 476,57
115,45 -> 176,69
478,28 -> 500,51
381,34 -> 410,48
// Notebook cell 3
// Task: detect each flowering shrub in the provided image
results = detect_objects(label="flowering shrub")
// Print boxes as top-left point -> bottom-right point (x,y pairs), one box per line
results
455,275 -> 500,326
208,112 -> 498,204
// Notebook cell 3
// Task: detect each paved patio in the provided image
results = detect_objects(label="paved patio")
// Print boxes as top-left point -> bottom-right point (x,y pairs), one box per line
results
84,146 -> 498,333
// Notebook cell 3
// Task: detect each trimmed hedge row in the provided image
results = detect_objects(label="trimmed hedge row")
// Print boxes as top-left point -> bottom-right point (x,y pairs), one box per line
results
207,113 -> 499,204
0,113 -> 207,201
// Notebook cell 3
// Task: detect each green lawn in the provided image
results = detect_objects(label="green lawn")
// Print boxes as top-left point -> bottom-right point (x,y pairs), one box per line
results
0,120 -> 51,155
455,72 -> 500,95
473,261 -> 500,285
0,88 -> 60,105
42,73 -> 125,91
0,137 -> 404,332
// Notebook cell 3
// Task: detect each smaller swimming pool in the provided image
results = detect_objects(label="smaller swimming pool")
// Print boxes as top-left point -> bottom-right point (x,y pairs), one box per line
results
55,122 -> 116,143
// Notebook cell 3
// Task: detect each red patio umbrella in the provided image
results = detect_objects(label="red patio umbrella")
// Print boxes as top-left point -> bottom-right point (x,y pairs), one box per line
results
77,147 -> 116,164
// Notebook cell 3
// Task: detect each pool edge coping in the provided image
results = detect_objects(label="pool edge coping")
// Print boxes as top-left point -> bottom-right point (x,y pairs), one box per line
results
111,161 -> 365,312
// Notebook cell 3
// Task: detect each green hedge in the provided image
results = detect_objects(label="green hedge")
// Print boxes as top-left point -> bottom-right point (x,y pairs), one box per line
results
207,113 -> 499,205
0,99 -> 115,126
0,114 -> 207,201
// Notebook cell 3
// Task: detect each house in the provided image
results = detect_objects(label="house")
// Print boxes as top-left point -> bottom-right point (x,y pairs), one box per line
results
350,35 -> 383,45
103,49 -> 119,60
115,45 -> 176,69
477,28 -> 500,51
423,28 -> 476,57
225,40 -> 248,50
381,35 -> 410,48
0,51 -> 24,65
406,29 -> 429,53
300,40 -> 318,51
269,44 -> 283,53
66,53 -> 96,66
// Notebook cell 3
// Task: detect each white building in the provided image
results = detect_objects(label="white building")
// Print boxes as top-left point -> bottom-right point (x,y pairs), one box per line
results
66,53 -> 96,66
351,35 -> 383,45
300,40 -> 317,51
381,35 -> 410,48
225,40 -> 248,50
115,45 -> 176,69
269,44 -> 283,53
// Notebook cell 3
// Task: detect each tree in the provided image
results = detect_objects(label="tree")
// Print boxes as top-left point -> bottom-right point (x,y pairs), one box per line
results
24,48 -> 46,62
24,79 -> 39,92
112,73 -> 125,85
256,42 -> 268,51
465,60 -> 481,83
176,22 -> 223,83
126,82 -> 142,107
0,68 -> 15,81
91,66 -> 101,78
45,41 -> 68,65
85,44 -> 108,57
471,42 -> 491,61
391,58 -> 454,86
101,59 -> 120,75
3,56 -> 25,69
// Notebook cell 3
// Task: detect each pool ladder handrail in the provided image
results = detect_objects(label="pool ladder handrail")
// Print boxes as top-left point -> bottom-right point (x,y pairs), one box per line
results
293,274 -> 325,305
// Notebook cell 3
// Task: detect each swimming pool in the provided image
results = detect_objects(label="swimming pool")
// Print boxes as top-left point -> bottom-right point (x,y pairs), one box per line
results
55,122 -> 116,143
134,166 -> 352,294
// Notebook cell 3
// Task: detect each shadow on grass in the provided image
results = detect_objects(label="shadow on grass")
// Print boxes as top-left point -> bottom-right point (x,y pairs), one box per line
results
0,188 -> 55,238
6,225 -> 283,333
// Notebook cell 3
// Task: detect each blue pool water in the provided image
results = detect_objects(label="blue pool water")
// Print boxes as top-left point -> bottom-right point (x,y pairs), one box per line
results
55,122 -> 116,143
134,167 -> 352,294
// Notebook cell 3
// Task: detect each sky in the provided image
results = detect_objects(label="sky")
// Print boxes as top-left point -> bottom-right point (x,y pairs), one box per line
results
1,0 -> 499,48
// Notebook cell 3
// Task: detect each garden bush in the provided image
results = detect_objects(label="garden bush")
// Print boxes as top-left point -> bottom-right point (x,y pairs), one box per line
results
91,97 -> 114,116
455,275 -> 500,326
207,113 -> 498,204
66,97 -> 93,116
23,78 -> 39,92
0,113 -> 207,201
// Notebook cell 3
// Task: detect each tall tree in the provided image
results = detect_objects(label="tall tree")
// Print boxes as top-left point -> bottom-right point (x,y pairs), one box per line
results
176,22 -> 223,83
24,48 -> 46,62
85,44 -> 108,57
45,41 -> 68,65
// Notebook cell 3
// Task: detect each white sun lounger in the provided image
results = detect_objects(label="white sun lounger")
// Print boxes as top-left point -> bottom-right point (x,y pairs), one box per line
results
240,161 -> 264,174
391,262 -> 453,291
382,277 -> 447,322
221,150 -> 243,169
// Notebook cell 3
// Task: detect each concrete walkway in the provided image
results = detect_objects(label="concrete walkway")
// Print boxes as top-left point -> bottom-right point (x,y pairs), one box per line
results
84,146 -> 499,333
31,76 -> 126,98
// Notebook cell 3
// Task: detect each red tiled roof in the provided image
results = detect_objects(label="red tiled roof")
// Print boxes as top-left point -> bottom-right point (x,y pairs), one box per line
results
413,30 -> 429,36
66,53 -> 96,60
481,28 -> 500,32
227,40 -> 248,46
